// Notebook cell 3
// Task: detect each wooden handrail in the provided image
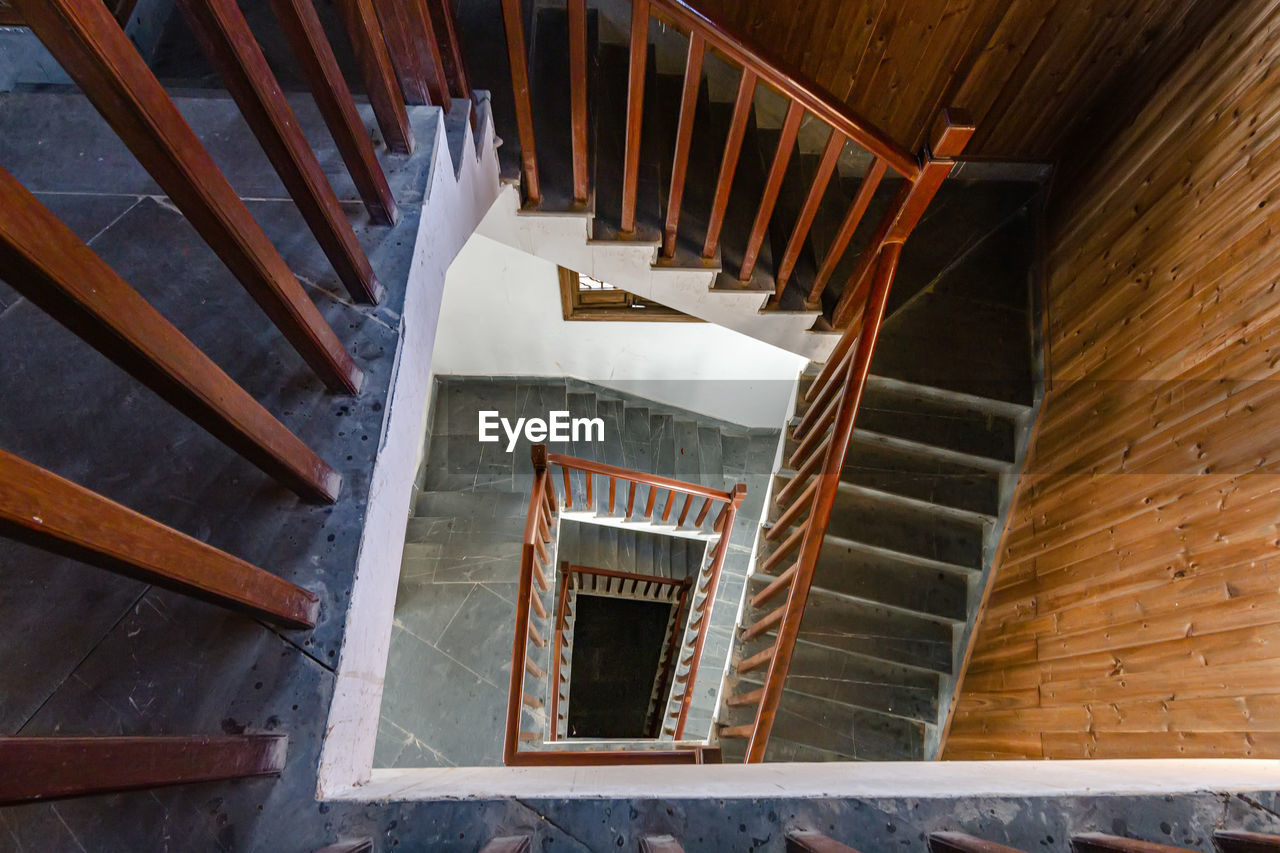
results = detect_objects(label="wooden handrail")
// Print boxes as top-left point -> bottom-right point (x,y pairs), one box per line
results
648,0 -> 920,181
549,453 -> 735,503
672,484 -> 743,738
549,561 -> 572,742
508,446 -> 745,763
570,565 -> 689,587
743,242 -> 902,761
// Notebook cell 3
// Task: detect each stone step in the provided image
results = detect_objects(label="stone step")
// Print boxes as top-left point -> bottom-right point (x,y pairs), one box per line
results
794,373 -> 1025,465
779,427 -> 1003,517
742,579 -> 954,673
769,480 -> 988,570
731,637 -> 939,723
755,533 -> 970,622
722,682 -> 925,761
413,490 -> 530,518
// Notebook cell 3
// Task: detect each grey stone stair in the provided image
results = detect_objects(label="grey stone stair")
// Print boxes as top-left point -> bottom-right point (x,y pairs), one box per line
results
715,174 -> 1042,760
380,375 -> 777,764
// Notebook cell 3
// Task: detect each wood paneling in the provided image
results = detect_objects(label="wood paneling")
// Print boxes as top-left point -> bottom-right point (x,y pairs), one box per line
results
687,0 -> 1220,160
943,0 -> 1280,760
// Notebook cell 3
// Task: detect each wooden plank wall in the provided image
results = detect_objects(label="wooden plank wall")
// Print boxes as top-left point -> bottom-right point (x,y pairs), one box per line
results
689,0 -> 1219,159
942,0 -> 1280,760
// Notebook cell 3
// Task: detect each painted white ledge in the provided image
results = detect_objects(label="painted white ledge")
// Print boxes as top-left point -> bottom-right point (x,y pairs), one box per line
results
316,98 -> 503,800
325,759 -> 1280,802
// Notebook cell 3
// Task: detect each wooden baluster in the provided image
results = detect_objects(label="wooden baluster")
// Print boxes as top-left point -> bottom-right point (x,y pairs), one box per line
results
568,0 -> 589,204
775,434 -> 831,508
752,562 -> 797,606
16,0 -> 362,394
773,129 -> 844,302
0,736 -> 287,805
787,831 -> 860,853
0,448 -> 319,627
661,31 -> 705,259
747,239 -> 906,764
799,350 -> 853,433
693,497 -> 713,528
269,0 -> 398,226
768,479 -> 816,537
660,489 -> 677,523
740,99 -> 803,282
626,480 -> 637,517
644,484 -> 658,518
672,485 -> 743,738
411,0 -> 453,110
619,0 -> 649,233
561,465 -> 572,509
676,494 -> 693,528
930,833 -> 1027,853
481,837 -> 533,853
608,476 -> 617,515
585,469 -> 594,510
499,0 -> 539,205
178,0 -> 382,305
789,392 -> 839,467
806,157 -> 886,305
737,642 -> 775,673
338,0 -> 414,155
0,169 -> 341,504
530,590 -> 547,619
833,110 -> 974,328
424,0 -> 470,99
367,0 -> 428,104
703,68 -> 756,259
741,604 -> 785,642
759,524 -> 803,575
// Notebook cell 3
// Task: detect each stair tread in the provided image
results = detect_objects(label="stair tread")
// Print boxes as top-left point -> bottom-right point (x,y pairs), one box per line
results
743,579 -> 954,673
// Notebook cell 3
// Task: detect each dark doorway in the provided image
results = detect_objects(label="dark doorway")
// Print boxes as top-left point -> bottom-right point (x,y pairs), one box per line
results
567,594 -> 671,738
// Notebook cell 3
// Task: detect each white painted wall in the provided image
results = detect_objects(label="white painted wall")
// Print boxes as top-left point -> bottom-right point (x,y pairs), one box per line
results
319,99 -> 504,799
432,234 -> 806,428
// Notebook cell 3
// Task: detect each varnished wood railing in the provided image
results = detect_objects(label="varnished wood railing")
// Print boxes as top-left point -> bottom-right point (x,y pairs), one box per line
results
504,445 -> 744,763
3,0 -> 469,800
496,0 -> 975,761
719,109 -> 974,761
497,0 -> 966,314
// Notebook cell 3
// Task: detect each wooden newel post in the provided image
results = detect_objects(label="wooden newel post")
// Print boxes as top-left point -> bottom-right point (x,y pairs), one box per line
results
832,106 -> 974,328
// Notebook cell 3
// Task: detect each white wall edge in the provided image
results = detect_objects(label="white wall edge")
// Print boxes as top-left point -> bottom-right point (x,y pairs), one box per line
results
316,99 -> 503,800
319,759 -> 1280,801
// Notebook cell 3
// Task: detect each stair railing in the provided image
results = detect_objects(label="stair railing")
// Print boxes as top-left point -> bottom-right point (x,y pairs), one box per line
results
0,0 -> 475,800
720,107 -> 973,760
498,0 -> 970,313
503,444 -> 743,764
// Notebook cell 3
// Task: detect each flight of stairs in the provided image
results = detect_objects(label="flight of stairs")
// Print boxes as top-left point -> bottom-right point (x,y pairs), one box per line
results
377,375 -> 777,765
466,3 -> 1048,364
716,189 -> 1044,762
